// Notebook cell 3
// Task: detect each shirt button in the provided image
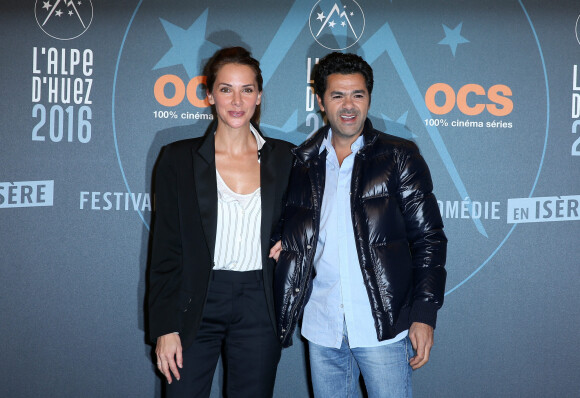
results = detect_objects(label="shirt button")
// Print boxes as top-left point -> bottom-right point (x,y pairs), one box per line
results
306,245 -> 312,249
295,288 -> 300,293
340,304 -> 344,308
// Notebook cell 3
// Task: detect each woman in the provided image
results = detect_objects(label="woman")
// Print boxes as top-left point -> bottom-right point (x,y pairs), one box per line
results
148,47 -> 294,398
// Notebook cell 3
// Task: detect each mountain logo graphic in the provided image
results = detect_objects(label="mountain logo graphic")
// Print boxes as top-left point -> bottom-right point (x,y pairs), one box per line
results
34,0 -> 93,40
309,0 -> 365,51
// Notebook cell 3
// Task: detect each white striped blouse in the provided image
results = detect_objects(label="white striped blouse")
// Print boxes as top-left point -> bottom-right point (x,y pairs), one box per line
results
213,126 -> 264,272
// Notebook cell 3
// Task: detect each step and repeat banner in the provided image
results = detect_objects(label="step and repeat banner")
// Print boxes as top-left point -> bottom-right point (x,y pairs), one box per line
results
1,0 -> 579,396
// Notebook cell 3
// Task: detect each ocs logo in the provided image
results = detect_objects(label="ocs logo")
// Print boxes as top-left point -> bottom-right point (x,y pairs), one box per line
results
34,0 -> 93,40
154,75 -> 209,108
425,83 -> 513,116
309,0 -> 365,51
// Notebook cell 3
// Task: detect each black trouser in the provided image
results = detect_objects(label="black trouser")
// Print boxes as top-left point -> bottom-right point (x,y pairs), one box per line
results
166,270 -> 281,398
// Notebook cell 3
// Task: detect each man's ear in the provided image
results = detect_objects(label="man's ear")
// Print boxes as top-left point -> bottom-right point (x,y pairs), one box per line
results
316,94 -> 324,112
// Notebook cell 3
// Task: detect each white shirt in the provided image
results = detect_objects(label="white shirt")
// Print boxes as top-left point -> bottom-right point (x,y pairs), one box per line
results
213,126 -> 264,272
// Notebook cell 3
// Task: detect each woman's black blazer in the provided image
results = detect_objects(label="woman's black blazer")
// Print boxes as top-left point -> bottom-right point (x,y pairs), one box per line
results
148,124 -> 294,350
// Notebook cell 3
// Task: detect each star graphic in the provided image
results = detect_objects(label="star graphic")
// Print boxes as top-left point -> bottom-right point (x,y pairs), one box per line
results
78,1 -> 82,5
438,22 -> 469,56
42,1 -> 51,10
350,12 -> 354,16
68,10 -> 73,16
317,12 -> 325,22
329,20 -> 336,28
153,9 -> 219,79
55,9 -> 62,17
341,21 -> 346,27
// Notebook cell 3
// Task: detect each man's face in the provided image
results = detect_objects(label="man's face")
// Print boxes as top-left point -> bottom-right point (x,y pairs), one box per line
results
317,73 -> 370,141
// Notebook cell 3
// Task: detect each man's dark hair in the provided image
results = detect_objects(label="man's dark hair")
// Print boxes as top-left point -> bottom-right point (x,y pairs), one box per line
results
313,52 -> 374,105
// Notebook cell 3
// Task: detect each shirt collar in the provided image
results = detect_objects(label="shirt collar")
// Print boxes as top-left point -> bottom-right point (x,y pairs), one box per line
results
319,128 -> 364,155
214,124 -> 265,150
250,124 -> 266,151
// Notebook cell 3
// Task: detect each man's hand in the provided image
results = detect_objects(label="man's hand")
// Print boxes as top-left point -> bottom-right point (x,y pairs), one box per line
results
156,333 -> 183,384
269,240 -> 282,262
408,322 -> 434,370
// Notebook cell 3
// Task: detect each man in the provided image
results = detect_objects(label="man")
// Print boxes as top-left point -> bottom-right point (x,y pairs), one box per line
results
271,52 -> 447,397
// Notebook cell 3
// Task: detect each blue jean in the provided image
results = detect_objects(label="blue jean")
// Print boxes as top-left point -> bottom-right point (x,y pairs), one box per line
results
308,330 -> 413,398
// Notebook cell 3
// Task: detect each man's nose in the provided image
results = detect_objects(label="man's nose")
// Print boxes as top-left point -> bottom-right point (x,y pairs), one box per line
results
342,96 -> 354,109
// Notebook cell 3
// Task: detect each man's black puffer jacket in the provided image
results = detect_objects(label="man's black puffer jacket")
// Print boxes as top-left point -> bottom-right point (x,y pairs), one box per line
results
274,119 -> 447,347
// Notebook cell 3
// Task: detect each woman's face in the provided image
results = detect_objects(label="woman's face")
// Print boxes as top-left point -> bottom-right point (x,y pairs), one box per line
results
207,63 -> 262,131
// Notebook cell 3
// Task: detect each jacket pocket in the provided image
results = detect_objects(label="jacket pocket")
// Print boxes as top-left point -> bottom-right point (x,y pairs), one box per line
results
368,240 -> 412,307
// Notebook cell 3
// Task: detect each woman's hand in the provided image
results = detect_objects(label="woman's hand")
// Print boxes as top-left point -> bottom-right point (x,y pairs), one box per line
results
269,240 -> 282,262
155,333 -> 183,384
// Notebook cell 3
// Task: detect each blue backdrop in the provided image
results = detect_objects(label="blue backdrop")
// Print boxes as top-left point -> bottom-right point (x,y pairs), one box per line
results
1,0 -> 579,396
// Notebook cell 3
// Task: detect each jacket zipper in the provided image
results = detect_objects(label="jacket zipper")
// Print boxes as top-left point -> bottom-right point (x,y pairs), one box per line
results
282,159 -> 323,342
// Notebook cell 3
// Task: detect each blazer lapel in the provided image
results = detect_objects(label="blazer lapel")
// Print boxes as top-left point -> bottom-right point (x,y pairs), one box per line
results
192,131 -> 217,262
259,140 -> 276,269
